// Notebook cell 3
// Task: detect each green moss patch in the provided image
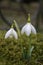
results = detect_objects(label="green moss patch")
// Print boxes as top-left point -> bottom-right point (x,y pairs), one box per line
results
0,31 -> 43,65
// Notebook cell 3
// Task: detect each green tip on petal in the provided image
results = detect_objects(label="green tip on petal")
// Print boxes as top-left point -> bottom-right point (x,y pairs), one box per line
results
28,14 -> 30,23
11,24 -> 13,28
11,20 -> 16,28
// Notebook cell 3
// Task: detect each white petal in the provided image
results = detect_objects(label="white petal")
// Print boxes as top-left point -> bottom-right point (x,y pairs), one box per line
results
24,23 -> 31,36
21,23 -> 31,36
21,25 -> 26,34
31,24 -> 36,34
5,28 -> 18,39
12,29 -> 18,39
5,28 -> 12,39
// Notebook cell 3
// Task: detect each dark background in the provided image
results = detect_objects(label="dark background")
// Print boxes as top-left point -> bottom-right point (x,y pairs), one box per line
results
0,0 -> 43,32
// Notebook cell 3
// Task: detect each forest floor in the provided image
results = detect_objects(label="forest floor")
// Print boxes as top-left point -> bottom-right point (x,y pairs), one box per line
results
0,30 -> 43,65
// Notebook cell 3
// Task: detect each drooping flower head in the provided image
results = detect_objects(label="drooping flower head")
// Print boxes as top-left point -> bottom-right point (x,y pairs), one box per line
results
5,22 -> 18,39
21,13 -> 37,36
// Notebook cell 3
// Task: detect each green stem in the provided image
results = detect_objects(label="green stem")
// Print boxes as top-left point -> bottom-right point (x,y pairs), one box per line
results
27,35 -> 32,59
11,24 -> 14,28
14,20 -> 21,38
27,14 -> 31,23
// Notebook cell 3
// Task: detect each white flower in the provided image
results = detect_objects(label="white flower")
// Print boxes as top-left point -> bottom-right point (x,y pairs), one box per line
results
5,28 -> 18,39
21,14 -> 36,36
31,24 -> 36,34
21,23 -> 36,36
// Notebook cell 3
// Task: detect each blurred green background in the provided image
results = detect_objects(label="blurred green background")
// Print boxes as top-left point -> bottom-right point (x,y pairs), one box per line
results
0,0 -> 43,32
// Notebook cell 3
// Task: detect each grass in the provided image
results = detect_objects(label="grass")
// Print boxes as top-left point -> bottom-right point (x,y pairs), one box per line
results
0,30 -> 43,65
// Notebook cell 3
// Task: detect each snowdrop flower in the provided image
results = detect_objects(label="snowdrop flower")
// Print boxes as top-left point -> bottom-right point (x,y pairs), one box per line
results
21,14 -> 36,36
5,25 -> 18,39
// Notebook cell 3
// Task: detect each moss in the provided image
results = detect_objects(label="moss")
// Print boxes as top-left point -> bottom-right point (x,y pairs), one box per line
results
0,31 -> 43,65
